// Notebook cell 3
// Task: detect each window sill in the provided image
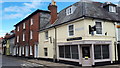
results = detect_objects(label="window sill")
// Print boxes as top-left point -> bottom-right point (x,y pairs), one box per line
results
44,40 -> 49,42
94,59 -> 111,62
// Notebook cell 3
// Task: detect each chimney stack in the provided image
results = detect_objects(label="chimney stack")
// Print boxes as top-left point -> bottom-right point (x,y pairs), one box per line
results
48,0 -> 57,24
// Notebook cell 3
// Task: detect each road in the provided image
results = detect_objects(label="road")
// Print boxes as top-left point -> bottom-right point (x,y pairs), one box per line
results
1,54 -> 43,68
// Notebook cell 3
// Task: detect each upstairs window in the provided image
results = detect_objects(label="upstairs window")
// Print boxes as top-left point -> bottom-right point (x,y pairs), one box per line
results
30,31 -> 33,39
68,24 -> 74,36
17,26 -> 19,31
45,31 -> 48,40
66,7 -> 72,15
17,36 -> 19,43
23,33 -> 25,41
109,6 -> 116,12
23,23 -> 25,29
96,22 -> 102,34
31,19 -> 33,25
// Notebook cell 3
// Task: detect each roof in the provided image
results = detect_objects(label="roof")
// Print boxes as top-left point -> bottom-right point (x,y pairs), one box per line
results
40,1 -> 120,31
14,9 -> 50,27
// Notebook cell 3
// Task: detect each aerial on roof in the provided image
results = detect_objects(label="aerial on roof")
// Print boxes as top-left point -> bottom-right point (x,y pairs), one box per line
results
40,1 -> 120,31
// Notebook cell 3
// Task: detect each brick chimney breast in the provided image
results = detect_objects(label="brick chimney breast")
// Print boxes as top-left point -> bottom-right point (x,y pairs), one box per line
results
48,0 -> 57,24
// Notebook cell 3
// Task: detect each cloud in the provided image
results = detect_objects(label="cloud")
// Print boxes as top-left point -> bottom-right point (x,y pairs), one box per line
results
3,13 -> 24,19
3,2 -> 42,20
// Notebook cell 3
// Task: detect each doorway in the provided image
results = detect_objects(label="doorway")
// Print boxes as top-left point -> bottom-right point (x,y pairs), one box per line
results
81,45 -> 92,66
117,44 -> 120,61
34,44 -> 38,58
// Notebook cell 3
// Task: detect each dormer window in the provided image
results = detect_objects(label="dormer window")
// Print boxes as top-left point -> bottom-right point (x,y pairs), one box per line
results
109,6 -> 116,12
66,7 -> 72,15
66,6 -> 76,15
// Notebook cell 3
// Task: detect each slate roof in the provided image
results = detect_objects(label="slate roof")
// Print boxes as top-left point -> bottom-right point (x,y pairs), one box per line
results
14,9 -> 50,27
40,1 -> 120,31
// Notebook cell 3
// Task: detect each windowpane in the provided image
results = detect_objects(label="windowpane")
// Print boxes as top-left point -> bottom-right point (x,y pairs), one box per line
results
59,46 -> 64,58
44,48 -> 48,56
45,31 -> 48,40
94,45 -> 101,59
31,19 -> 33,25
30,31 -> 33,39
96,22 -> 102,34
102,45 -> 109,59
65,46 -> 71,58
68,25 -> 74,36
71,45 -> 79,59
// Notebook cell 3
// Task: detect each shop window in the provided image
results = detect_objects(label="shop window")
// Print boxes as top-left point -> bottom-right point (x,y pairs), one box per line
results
59,46 -> 64,58
65,46 -> 71,58
59,45 -> 79,59
71,45 -> 79,59
94,45 -> 109,59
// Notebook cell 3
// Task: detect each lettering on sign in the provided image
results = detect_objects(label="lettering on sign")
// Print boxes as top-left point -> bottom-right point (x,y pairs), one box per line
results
75,27 -> 84,31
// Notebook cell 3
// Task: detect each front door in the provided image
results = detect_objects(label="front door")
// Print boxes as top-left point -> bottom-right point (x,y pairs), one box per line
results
117,44 -> 120,61
82,46 -> 91,66
34,45 -> 38,58
25,46 -> 28,57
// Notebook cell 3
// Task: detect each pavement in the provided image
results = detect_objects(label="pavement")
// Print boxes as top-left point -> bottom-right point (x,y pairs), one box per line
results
1,55 -> 120,68
26,59 -> 120,68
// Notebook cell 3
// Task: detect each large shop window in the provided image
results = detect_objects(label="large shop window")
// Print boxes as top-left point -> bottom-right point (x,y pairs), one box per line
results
59,45 -> 79,59
94,45 -> 109,59
59,46 -> 64,58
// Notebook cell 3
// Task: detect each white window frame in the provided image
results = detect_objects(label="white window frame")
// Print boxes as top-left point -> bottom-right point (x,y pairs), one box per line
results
23,33 -> 25,41
17,47 -> 18,54
30,46 -> 33,55
17,26 -> 19,31
66,7 -> 72,15
95,20 -> 103,35
109,6 -> 116,12
22,46 -> 24,55
30,31 -> 33,39
23,23 -> 25,29
68,24 -> 75,37
31,19 -> 33,25
45,31 -> 48,40
19,46 -> 21,56
17,36 -> 19,43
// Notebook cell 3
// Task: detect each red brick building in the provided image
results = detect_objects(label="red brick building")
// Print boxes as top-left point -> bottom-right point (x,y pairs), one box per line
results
14,10 -> 50,58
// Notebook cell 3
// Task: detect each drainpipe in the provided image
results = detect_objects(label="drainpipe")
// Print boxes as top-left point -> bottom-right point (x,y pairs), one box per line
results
53,27 -> 57,62
114,22 -> 117,62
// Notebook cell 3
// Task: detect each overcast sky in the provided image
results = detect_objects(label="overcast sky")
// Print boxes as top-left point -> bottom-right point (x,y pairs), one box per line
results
0,0 -> 120,37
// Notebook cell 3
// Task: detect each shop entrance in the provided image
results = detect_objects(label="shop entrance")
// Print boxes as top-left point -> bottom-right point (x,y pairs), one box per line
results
81,45 -> 92,66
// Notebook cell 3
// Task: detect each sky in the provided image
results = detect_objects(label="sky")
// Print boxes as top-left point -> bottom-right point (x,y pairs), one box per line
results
0,0 -> 120,37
